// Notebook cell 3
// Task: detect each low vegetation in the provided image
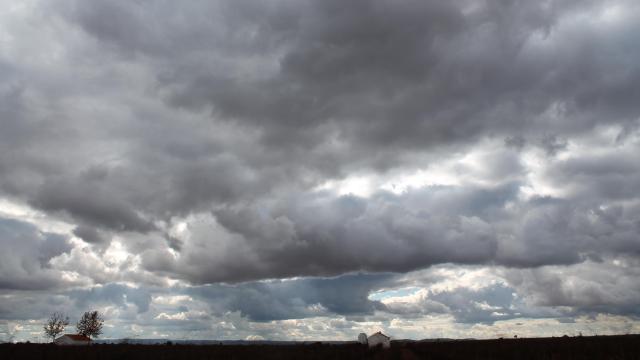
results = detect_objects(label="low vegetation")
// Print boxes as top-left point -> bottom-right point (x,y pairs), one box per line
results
2,334 -> 638,360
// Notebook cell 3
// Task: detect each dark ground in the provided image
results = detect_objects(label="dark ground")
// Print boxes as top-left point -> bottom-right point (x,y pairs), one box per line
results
1,334 -> 639,359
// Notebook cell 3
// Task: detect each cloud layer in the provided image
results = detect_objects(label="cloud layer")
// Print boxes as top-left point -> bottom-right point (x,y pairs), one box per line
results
1,0 -> 639,341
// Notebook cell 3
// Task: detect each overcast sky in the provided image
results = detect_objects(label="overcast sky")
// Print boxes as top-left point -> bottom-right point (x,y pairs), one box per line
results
1,0 -> 640,342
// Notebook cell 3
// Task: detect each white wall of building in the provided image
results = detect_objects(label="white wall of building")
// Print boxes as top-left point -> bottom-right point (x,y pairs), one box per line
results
367,333 -> 391,348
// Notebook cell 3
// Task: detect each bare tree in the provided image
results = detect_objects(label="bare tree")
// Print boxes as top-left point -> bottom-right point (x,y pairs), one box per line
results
43,312 -> 69,342
76,311 -> 104,339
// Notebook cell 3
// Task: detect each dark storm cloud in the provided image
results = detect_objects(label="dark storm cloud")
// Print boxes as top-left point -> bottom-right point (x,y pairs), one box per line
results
48,0 -> 640,162
145,175 -> 640,283
34,181 -> 155,233
1,0 -> 635,229
72,224 -> 110,246
65,0 -> 637,152
137,157 -> 640,285
143,183 -> 515,284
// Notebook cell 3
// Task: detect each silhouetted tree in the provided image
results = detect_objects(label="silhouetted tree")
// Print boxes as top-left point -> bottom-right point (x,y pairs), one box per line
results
76,311 -> 104,339
43,312 -> 69,342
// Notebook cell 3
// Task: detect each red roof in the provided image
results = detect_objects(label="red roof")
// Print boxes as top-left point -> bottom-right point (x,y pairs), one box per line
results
62,334 -> 91,341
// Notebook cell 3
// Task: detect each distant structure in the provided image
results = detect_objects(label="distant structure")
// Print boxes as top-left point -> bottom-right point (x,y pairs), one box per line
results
366,331 -> 391,348
357,333 -> 368,344
54,334 -> 91,345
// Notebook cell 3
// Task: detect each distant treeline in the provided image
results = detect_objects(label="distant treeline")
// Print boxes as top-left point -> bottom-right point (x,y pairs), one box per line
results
1,334 -> 639,360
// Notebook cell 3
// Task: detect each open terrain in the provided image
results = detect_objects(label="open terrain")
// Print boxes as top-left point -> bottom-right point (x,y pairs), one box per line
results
1,335 -> 639,359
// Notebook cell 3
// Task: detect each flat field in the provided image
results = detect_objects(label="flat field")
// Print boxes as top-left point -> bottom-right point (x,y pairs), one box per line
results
1,334 -> 639,360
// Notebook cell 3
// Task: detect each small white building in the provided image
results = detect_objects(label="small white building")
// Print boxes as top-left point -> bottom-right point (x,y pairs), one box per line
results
54,334 -> 91,345
367,331 -> 391,348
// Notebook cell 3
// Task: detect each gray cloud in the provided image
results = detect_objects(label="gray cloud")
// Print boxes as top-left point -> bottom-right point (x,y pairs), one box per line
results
142,184 -> 511,283
0,218 -> 72,290
70,283 -> 152,314
502,258 -> 640,318
0,263 -> 638,341
41,0 -> 640,174
1,0 -> 637,234
141,176 -> 640,283
545,149 -> 640,203
0,290 -> 73,321
429,284 -> 520,324
34,181 -> 155,233
1,0 -> 640,338
72,224 -> 110,246
70,0 -> 638,154
189,273 -> 391,321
